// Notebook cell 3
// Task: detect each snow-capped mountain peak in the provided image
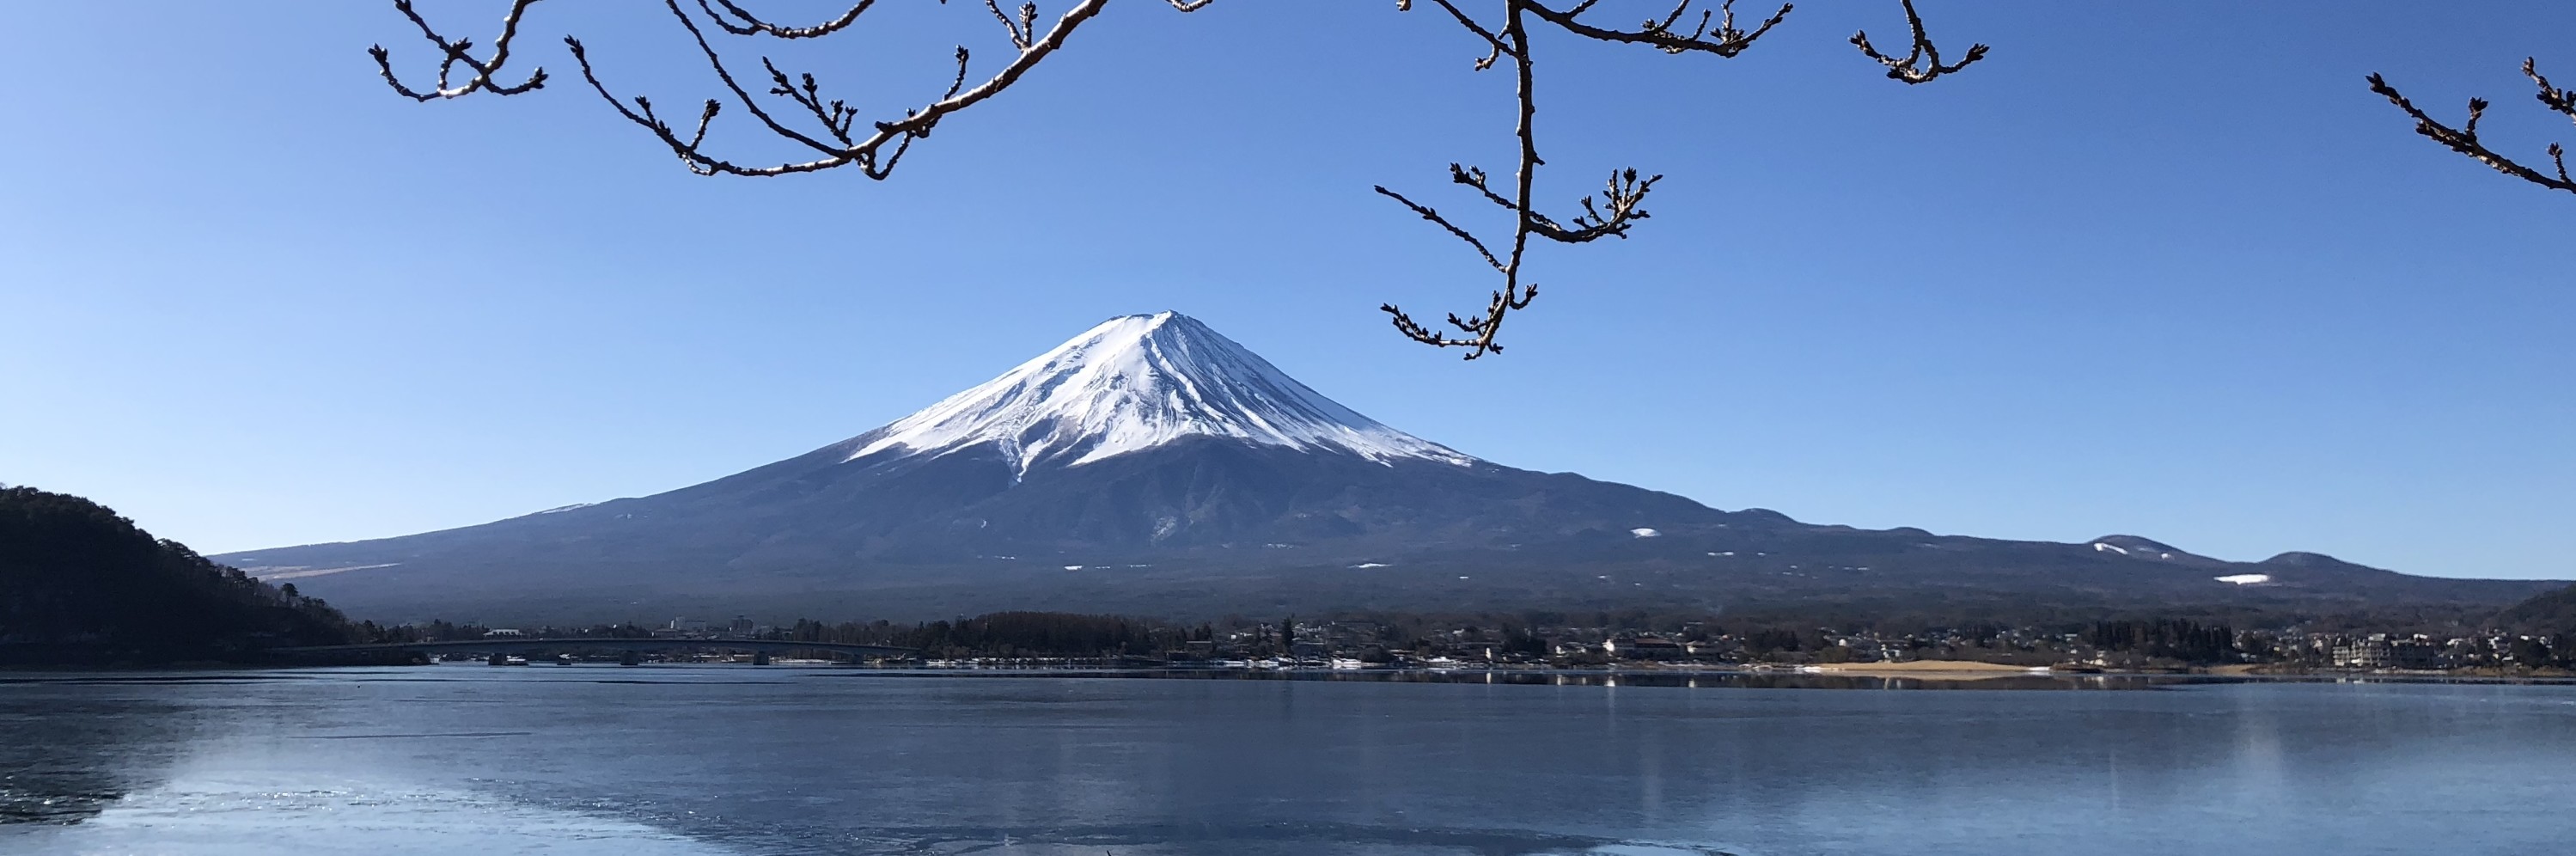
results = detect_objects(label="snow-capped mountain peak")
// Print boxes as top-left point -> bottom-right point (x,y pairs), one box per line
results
847,311 -> 1475,474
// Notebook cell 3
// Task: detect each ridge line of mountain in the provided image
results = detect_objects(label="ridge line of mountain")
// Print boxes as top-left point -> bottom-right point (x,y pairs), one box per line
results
206,311 -> 2561,622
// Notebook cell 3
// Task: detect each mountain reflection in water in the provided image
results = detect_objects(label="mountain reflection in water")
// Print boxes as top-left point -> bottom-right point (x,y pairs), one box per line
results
3,667 -> 2571,856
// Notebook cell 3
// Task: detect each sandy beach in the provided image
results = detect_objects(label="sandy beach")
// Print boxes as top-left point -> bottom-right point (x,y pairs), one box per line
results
1809,660 -> 2053,678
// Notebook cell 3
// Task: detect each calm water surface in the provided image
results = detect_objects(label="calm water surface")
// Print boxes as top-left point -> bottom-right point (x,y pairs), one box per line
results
2,667 -> 2570,855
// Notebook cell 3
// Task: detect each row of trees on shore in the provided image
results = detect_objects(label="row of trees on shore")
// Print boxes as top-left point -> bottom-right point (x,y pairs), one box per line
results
347,606 -> 2573,671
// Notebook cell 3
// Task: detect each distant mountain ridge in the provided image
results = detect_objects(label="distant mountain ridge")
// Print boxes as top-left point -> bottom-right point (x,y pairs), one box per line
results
216,312 -> 2563,622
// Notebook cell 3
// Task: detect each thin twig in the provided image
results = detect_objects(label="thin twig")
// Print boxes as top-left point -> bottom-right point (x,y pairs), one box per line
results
1851,0 -> 1987,83
369,0 -> 547,101
2369,58 -> 2576,195
1521,0 -> 1793,58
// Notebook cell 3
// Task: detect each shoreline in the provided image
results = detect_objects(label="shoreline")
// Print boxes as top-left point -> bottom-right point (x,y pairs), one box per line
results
1806,659 -> 2054,679
10,658 -> 2573,686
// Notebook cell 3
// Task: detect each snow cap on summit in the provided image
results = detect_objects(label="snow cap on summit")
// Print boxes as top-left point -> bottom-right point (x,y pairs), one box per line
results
848,311 -> 1474,474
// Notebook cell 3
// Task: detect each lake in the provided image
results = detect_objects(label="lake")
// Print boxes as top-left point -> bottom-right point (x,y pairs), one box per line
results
3,667 -> 2570,855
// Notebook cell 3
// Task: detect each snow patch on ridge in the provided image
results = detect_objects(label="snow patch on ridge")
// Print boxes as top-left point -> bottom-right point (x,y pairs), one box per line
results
251,563 -> 401,581
848,312 -> 1474,475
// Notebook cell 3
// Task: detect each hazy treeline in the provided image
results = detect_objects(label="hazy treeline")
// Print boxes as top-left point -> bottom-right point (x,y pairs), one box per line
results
354,620 -> 660,644
2496,584 -> 2576,636
782,612 -> 1189,658
344,604 -> 2573,667
2082,619 -> 2238,664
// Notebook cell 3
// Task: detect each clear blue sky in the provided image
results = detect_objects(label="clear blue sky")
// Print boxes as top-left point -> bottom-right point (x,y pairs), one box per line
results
3,2 -> 2569,579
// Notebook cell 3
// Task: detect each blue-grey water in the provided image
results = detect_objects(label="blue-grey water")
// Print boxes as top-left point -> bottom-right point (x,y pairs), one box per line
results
3,667 -> 2571,855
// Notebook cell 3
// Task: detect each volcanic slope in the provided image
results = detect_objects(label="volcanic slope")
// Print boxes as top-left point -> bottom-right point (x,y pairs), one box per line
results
219,312 -> 2560,621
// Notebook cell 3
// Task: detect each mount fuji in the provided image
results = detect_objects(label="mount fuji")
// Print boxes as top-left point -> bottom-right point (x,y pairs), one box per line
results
219,312 -> 2559,621
848,312 -> 1475,476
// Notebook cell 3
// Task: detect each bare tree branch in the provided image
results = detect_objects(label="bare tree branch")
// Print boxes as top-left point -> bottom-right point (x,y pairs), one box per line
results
693,0 -> 877,39
693,0 -> 1206,39
1520,0 -> 1793,58
387,0 -> 1212,180
1406,0 -> 1515,68
375,0 -> 1983,359
1851,0 -> 1987,84
1381,0 -> 1984,358
1374,185 -> 1508,273
2369,58 -> 2576,195
369,0 -> 547,101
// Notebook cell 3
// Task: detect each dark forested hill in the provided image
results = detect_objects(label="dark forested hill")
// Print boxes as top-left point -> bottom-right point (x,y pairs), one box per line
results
2496,583 -> 2576,635
0,486 -> 360,663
